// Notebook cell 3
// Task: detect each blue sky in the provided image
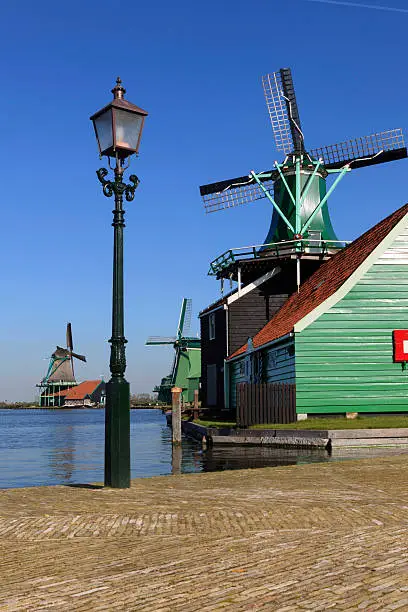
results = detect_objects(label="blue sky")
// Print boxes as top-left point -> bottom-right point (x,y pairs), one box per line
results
1,0 -> 407,401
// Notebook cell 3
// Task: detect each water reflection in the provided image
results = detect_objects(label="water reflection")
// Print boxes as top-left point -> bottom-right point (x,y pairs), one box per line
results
48,424 -> 75,482
1,408 -> 408,489
171,445 -> 182,475
201,446 -> 329,472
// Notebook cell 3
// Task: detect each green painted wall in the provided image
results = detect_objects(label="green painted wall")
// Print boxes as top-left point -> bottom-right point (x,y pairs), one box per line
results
229,223 -> 408,414
174,348 -> 201,403
296,230 -> 408,413
228,339 -> 295,409
264,341 -> 295,384
186,348 -> 201,403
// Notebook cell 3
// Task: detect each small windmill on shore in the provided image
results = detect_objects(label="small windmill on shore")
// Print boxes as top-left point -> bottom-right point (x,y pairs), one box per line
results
200,67 -> 407,287
37,323 -> 87,407
146,299 -> 201,404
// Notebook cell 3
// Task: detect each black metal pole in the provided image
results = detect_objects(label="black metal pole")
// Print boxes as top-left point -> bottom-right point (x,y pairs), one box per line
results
97,161 -> 139,488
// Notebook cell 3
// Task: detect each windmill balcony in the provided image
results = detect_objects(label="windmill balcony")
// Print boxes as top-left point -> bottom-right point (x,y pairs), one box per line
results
208,238 -> 349,280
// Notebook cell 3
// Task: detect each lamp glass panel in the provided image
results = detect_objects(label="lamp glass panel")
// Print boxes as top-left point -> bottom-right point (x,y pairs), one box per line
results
94,109 -> 113,154
114,109 -> 143,151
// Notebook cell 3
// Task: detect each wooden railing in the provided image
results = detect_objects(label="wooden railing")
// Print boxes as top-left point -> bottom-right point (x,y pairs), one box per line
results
236,382 -> 296,426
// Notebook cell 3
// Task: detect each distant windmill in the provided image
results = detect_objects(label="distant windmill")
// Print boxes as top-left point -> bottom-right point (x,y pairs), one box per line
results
146,299 -> 201,404
37,323 -> 87,407
200,67 -> 407,287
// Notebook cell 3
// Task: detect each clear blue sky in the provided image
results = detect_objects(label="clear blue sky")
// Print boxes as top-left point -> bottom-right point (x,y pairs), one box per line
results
1,0 -> 407,401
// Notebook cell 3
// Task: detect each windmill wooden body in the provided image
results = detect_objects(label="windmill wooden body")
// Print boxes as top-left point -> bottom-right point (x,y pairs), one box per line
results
146,299 -> 201,404
199,67 -> 407,412
37,323 -> 87,407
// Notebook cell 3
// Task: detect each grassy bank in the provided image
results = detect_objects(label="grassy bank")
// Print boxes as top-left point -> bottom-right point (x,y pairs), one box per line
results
194,415 -> 408,430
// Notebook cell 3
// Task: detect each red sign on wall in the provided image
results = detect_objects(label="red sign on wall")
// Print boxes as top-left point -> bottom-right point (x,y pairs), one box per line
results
393,330 -> 408,362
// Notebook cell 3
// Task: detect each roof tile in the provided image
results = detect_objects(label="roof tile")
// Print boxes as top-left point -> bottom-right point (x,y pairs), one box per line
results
54,380 -> 102,399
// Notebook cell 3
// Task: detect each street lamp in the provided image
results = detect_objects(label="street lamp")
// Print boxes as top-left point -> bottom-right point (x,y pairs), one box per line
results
91,77 -> 148,488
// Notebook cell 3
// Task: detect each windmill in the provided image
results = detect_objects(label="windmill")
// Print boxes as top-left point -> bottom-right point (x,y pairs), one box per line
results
37,323 -> 87,407
200,68 -> 407,288
146,298 -> 201,404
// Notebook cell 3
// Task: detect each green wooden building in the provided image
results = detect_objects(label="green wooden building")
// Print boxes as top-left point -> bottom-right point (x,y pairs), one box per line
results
226,203 -> 408,418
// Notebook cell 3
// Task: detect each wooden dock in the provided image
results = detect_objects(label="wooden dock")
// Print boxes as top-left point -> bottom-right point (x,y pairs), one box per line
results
182,421 -> 408,450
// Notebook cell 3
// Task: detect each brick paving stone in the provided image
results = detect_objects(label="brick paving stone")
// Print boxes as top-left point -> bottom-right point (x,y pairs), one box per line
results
1,455 -> 408,609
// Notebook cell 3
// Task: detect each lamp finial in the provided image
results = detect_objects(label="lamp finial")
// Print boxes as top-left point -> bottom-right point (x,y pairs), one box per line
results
112,77 -> 126,100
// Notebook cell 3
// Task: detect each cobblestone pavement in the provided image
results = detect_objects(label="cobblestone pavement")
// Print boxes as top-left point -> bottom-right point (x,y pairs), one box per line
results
1,455 -> 408,611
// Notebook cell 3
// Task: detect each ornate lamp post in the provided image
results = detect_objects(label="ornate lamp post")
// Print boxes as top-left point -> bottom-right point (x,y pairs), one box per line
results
90,78 -> 148,488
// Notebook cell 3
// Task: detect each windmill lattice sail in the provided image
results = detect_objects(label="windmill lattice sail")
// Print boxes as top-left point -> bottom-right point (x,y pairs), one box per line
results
200,129 -> 407,214
310,129 -> 406,170
179,298 -> 192,337
200,173 -> 274,213
262,71 -> 294,155
145,336 -> 177,345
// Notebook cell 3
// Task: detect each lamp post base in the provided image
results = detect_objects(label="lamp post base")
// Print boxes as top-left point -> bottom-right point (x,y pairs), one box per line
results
104,377 -> 131,488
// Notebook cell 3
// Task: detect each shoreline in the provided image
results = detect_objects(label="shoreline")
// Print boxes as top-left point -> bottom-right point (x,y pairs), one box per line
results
181,420 -> 408,449
0,405 -> 164,410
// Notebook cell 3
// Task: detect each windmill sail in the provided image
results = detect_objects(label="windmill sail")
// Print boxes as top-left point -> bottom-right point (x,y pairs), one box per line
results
262,70 -> 294,155
278,68 -> 304,153
200,131 -> 407,214
200,68 -> 407,217
71,351 -> 86,362
178,298 -> 192,338
200,172 -> 274,213
145,336 -> 177,345
66,322 -> 73,352
310,129 -> 407,170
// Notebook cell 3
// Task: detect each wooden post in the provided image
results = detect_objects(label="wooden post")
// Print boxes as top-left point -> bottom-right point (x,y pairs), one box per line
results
171,387 -> 182,445
171,445 -> 182,474
193,389 -> 199,420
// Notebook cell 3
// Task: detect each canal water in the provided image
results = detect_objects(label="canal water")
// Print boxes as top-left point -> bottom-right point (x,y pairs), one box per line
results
1,408 -> 407,488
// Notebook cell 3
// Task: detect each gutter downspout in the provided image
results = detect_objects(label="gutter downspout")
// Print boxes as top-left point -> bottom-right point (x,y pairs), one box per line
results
223,358 -> 230,411
224,303 -> 229,357
224,303 -> 229,410
237,267 -> 242,297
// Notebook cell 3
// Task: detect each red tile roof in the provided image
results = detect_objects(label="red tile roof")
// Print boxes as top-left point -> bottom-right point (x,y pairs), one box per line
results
54,380 -> 102,399
229,203 -> 408,359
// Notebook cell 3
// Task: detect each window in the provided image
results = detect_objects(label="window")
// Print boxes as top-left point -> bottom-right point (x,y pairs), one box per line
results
209,313 -> 215,340
252,353 -> 263,383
